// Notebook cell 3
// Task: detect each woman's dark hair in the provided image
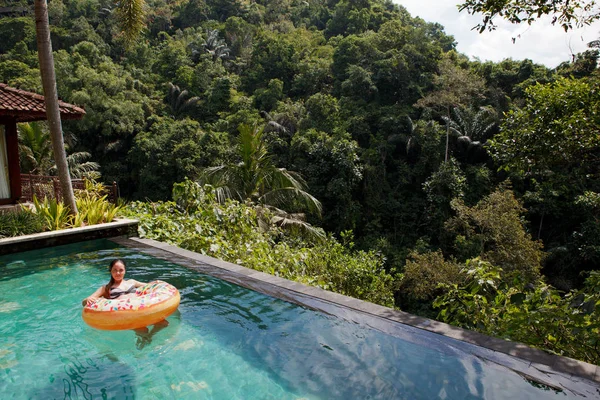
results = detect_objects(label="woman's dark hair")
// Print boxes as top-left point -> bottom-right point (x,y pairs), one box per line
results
104,259 -> 126,297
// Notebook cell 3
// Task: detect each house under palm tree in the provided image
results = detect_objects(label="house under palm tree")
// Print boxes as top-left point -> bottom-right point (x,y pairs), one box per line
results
0,83 -> 85,206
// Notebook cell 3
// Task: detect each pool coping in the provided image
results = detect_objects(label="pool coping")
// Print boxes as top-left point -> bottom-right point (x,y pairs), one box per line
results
0,218 -> 138,255
110,236 -> 599,388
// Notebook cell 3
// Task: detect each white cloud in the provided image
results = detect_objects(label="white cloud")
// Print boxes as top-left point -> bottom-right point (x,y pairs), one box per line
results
396,0 -> 600,67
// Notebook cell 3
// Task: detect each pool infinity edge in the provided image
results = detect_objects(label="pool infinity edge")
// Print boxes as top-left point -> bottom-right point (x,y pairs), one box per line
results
110,236 -> 599,393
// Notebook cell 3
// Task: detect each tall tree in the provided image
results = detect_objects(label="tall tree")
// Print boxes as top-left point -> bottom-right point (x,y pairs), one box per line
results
416,57 -> 486,162
33,0 -> 146,213
34,0 -> 77,213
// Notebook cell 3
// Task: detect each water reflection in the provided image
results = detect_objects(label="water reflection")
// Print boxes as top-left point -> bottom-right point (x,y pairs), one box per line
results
30,355 -> 136,400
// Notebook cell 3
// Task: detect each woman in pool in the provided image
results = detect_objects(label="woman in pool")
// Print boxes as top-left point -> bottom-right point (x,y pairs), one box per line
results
81,259 -> 144,306
82,259 -> 169,349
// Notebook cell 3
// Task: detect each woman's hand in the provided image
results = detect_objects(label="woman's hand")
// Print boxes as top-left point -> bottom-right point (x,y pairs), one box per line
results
82,286 -> 105,307
84,296 -> 98,306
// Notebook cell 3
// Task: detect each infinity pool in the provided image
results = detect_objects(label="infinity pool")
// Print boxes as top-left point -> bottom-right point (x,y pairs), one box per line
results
0,239 -> 595,399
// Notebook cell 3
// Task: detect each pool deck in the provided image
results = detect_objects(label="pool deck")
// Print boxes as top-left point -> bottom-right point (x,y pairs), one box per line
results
110,236 -> 599,394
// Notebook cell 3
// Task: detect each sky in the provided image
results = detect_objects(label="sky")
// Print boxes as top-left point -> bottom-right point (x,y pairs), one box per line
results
396,0 -> 600,68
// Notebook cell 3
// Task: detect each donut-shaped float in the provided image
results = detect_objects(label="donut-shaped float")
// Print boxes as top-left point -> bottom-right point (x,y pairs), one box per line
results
82,281 -> 180,330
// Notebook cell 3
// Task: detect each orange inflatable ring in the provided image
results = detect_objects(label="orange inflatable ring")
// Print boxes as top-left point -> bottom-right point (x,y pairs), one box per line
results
82,280 -> 180,330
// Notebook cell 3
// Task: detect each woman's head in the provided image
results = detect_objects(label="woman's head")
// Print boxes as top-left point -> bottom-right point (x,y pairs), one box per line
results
105,259 -> 127,295
109,259 -> 126,280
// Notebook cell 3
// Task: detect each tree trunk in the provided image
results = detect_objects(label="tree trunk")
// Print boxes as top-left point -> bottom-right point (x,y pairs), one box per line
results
34,0 -> 77,214
445,106 -> 451,162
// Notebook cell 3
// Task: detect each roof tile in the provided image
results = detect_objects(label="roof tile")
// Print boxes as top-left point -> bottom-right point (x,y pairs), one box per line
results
0,83 -> 85,122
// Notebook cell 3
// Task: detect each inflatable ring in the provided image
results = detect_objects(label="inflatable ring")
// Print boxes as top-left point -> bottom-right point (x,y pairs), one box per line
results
82,281 -> 180,330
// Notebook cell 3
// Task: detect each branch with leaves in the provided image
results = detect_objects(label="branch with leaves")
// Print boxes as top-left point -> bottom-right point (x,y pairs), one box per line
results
458,0 -> 600,33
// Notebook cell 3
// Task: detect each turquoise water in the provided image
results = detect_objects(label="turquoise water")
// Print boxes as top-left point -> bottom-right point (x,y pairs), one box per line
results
0,240 -> 592,399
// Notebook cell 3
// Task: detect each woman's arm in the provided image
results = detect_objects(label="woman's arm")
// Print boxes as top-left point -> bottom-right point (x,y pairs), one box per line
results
129,279 -> 146,288
82,286 -> 105,307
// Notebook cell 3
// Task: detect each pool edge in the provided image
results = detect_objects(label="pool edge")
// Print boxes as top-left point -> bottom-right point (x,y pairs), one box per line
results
112,236 -> 600,387
0,219 -> 139,255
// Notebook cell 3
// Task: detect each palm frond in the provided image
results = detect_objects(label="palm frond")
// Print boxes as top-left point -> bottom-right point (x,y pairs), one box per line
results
259,187 -> 322,215
114,0 -> 146,45
200,123 -> 322,218
50,152 -> 101,179
270,213 -> 325,241
212,186 -> 238,204
199,166 -> 244,202
165,82 -> 200,117
255,204 -> 324,241
17,122 -> 53,174
447,107 -> 497,142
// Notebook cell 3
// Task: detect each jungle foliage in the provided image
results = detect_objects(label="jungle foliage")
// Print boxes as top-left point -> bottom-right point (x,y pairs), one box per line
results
122,180 -> 396,307
434,259 -> 600,365
2,0 -> 599,364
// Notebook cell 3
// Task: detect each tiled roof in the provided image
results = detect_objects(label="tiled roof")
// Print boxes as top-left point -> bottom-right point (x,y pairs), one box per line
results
0,83 -> 85,122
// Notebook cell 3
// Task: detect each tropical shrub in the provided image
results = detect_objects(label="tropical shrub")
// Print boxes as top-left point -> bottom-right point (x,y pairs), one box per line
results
434,259 -> 600,365
74,180 -> 122,225
19,181 -> 122,233
444,183 -> 544,281
0,209 -> 43,238
29,196 -> 72,231
75,196 -> 122,225
399,250 -> 463,303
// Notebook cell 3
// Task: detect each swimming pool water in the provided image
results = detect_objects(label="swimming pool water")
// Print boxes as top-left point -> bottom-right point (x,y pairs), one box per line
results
0,240 -> 593,399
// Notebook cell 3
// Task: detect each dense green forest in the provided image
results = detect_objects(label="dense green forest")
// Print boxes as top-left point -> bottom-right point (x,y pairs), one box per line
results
2,0 -> 599,363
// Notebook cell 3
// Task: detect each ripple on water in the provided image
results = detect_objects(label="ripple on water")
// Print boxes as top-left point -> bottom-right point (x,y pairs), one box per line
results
0,302 -> 21,313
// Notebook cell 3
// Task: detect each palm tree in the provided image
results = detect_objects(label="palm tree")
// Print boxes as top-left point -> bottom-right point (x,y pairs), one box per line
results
200,124 -> 323,238
19,122 -> 101,179
442,106 -> 496,143
387,116 -> 423,157
51,152 -> 101,180
203,29 -> 230,61
33,0 -> 145,214
165,83 -> 201,118
442,106 -> 496,163
415,57 -> 486,162
18,122 -> 53,175
34,0 -> 77,213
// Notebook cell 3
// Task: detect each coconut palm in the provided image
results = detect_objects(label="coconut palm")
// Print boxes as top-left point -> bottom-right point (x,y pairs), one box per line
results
34,0 -> 77,212
200,124 -> 323,239
33,0 -> 145,214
